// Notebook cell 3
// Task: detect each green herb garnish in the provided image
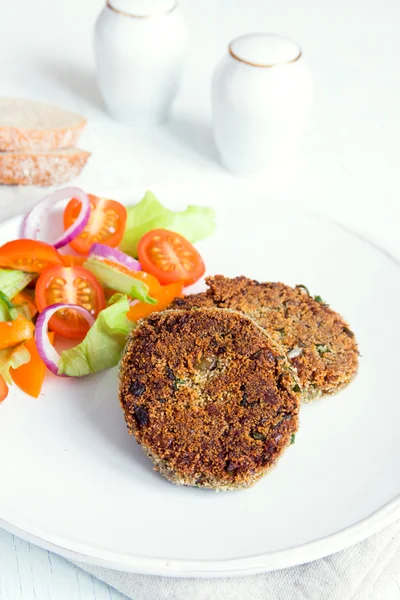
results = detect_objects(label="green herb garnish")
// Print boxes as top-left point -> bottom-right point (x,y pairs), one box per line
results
316,344 -> 331,355
292,383 -> 301,393
251,431 -> 266,442
173,378 -> 185,390
342,327 -> 354,338
296,284 -> 310,296
290,434 -> 296,445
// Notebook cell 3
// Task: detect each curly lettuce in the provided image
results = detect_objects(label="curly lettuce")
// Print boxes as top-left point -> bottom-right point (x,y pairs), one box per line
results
0,269 -> 36,299
58,295 -> 135,377
0,344 -> 31,384
119,191 -> 216,257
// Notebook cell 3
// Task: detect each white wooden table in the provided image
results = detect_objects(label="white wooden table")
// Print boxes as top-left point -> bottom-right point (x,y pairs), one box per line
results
0,529 -> 126,599
0,0 -> 399,597
0,527 -> 399,600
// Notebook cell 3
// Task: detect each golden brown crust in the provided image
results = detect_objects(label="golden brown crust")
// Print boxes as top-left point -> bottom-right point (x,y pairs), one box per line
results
119,308 -> 301,490
170,276 -> 359,399
0,149 -> 90,186
172,292 -> 215,310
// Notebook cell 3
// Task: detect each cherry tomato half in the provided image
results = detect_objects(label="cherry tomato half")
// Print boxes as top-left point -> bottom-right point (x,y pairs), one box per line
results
35,265 -> 106,339
137,229 -> 205,286
63,195 -> 127,255
0,239 -> 63,273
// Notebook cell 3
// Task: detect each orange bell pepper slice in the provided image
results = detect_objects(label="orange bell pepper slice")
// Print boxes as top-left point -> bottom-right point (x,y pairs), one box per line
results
61,255 -> 87,267
0,315 -> 34,350
12,291 -> 38,318
0,375 -> 8,402
11,333 -> 55,399
127,281 -> 184,322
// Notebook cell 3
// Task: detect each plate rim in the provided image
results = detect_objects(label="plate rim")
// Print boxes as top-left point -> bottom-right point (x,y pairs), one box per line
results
1,197 -> 399,577
1,497 -> 399,576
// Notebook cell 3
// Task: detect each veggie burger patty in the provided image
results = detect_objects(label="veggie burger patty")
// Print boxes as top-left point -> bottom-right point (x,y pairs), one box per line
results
119,308 -> 301,490
170,276 -> 359,401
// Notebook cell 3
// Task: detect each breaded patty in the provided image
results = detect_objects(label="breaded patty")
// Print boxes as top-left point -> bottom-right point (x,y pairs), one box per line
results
171,276 -> 359,401
119,308 -> 301,490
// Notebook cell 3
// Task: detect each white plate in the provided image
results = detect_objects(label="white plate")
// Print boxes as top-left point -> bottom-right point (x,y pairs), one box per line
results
0,187 -> 399,577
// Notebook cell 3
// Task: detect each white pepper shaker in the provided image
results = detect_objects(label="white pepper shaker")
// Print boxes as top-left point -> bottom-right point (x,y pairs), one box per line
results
94,0 -> 188,126
212,33 -> 313,176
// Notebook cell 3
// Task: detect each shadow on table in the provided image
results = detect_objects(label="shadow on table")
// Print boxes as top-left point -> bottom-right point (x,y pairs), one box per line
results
38,60 -> 104,113
166,115 -> 221,167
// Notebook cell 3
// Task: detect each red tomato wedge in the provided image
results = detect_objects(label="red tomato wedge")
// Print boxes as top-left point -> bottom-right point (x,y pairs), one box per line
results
0,375 -> 8,402
35,265 -> 106,339
11,334 -> 54,398
0,239 -> 63,273
127,281 -> 183,322
138,229 -> 205,286
63,195 -> 127,255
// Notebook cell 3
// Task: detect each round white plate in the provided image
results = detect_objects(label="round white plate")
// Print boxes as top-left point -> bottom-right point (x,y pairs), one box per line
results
0,187 -> 399,577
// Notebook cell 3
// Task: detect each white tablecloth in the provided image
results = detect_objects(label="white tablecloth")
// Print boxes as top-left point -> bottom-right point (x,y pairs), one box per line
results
74,520 -> 400,600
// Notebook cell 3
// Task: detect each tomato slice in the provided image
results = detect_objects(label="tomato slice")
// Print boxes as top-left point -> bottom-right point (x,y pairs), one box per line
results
63,195 -> 127,255
35,265 -> 106,339
127,281 -> 184,322
0,239 -> 63,273
138,229 -> 205,286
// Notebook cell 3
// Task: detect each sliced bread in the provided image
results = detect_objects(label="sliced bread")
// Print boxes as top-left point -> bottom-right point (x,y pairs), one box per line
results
0,148 -> 91,186
0,98 -> 87,152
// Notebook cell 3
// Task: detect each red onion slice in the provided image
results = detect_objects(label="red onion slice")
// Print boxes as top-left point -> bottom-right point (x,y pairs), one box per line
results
89,243 -> 141,271
35,304 -> 95,376
21,187 -> 91,249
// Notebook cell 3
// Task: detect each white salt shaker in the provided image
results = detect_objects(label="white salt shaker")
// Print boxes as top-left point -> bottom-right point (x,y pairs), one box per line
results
212,33 -> 313,176
94,0 -> 187,126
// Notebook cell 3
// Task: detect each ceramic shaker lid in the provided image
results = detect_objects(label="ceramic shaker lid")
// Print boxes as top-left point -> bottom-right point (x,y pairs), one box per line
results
107,0 -> 176,17
229,33 -> 301,67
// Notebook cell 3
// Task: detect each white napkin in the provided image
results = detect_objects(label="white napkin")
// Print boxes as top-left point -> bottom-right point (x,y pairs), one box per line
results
73,520 -> 400,600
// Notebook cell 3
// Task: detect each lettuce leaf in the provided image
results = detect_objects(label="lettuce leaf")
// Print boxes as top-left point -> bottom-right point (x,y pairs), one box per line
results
0,293 -> 10,321
84,258 -> 157,304
0,269 -> 36,299
58,296 -> 135,377
0,344 -> 31,385
119,190 -> 216,257
0,291 -> 31,321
